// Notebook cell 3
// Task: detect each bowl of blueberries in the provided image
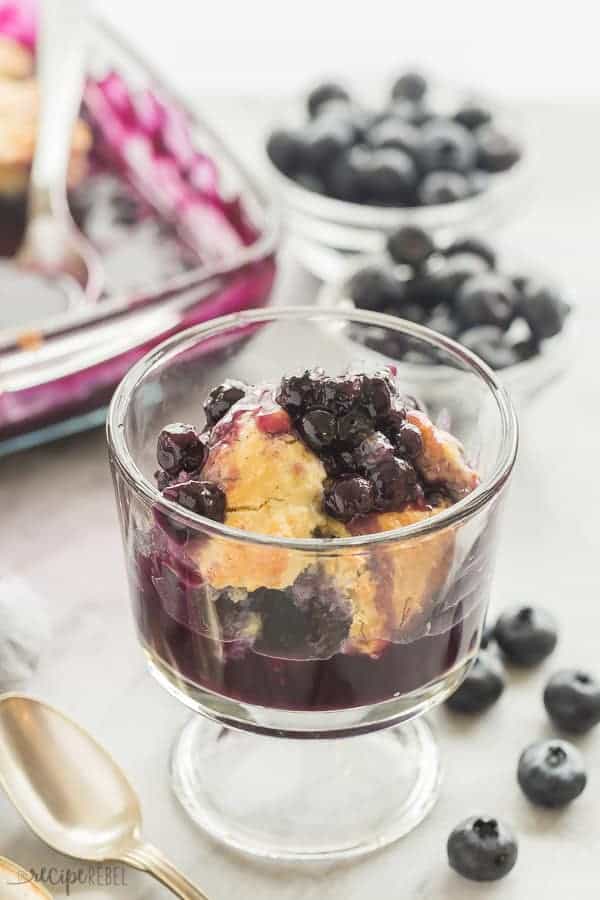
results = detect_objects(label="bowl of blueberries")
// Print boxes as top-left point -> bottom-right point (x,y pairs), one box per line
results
318,225 -> 573,398
266,70 -> 530,279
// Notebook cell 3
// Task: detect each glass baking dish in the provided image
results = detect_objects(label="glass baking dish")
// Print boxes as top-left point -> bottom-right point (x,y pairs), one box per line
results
0,4 -> 278,455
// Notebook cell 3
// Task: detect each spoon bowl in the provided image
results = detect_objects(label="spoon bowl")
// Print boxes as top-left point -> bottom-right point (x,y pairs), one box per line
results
0,694 -> 208,900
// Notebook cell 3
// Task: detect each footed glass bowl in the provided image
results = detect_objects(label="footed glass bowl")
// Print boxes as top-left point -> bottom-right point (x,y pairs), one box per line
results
107,307 -> 517,859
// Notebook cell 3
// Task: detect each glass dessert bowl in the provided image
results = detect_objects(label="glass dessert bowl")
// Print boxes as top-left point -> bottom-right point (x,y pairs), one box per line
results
107,307 -> 518,860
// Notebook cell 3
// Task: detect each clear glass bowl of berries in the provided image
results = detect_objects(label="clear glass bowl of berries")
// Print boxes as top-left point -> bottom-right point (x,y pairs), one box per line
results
265,70 -> 530,280
319,226 -> 574,399
107,306 -> 517,860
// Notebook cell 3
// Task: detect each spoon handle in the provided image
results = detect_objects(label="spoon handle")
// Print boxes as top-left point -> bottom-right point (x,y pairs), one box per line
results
30,0 -> 89,217
121,843 -> 210,900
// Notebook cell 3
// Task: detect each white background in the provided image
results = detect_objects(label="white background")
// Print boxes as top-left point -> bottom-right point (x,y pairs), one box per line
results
98,0 -> 600,101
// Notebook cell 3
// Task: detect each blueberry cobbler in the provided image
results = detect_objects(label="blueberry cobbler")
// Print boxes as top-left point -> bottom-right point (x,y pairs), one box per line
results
133,368 -> 491,711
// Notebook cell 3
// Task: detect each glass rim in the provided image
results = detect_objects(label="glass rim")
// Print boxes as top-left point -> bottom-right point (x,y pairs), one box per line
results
107,306 -> 518,551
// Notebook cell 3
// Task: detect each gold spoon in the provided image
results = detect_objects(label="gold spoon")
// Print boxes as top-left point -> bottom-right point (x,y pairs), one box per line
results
0,694 -> 209,900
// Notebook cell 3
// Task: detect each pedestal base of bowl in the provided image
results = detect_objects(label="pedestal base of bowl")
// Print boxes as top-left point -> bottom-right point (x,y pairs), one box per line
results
170,714 -> 441,860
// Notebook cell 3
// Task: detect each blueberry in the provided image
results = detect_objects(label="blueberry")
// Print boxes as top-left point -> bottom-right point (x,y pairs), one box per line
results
162,480 -> 226,523
459,325 -> 519,369
382,405 -> 407,437
426,303 -> 460,338
446,652 -> 505,713
307,82 -> 350,118
436,252 -> 490,303
362,148 -> 418,206
347,264 -> 405,312
372,456 -> 417,510
323,475 -> 375,520
317,99 -> 372,140
291,569 -> 353,657
353,431 -> 395,473
518,739 -> 587,808
454,102 -> 493,131
322,450 -> 359,477
518,283 -> 569,340
204,381 -> 246,427
387,98 -> 432,126
391,422 -> 423,458
156,423 -> 208,475
494,605 -> 558,666
447,816 -> 518,882
544,669 -> 600,734
368,117 -> 421,159
303,116 -> 356,173
266,129 -> 305,177
360,375 -> 393,418
476,125 -> 521,173
391,71 -> 428,102
419,120 -> 477,173
276,371 -> 317,416
418,171 -> 471,205
155,468 -> 173,491
444,236 -> 496,269
392,302 -> 428,325
325,144 -> 371,202
301,408 -> 337,452
255,588 -> 311,653
337,408 -> 374,448
455,273 -> 517,329
386,225 -> 435,268
480,621 -> 496,649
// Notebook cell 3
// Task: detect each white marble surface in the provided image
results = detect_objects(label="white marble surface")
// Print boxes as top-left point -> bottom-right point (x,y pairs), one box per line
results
2,98 -> 600,898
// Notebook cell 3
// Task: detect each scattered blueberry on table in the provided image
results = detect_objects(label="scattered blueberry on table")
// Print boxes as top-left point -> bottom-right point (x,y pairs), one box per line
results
544,669 -> 600,734
494,605 -> 558,666
445,652 -> 505,714
345,225 -> 571,371
447,816 -> 518,881
267,71 -> 522,207
518,739 -> 587,808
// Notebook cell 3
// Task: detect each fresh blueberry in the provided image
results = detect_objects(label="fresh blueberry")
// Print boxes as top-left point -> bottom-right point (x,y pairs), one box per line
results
362,148 -> 418,206
156,423 -> 208,475
391,422 -> 423,458
454,101 -> 493,131
300,408 -> 337,452
368,117 -> 421,159
388,302 -> 428,324
204,381 -> 246,427
386,225 -> 435,268
419,120 -> 477,173
372,456 -> 417,510
325,144 -> 371,202
303,116 -> 356,173
455,273 -> 517,329
518,739 -> 587,808
387,98 -> 432,126
447,816 -> 518,882
446,652 -> 505,713
494,605 -> 558,666
347,264 -> 406,312
444,236 -> 496,269
476,125 -> 521,172
426,303 -> 460,338
436,252 -> 490,303
459,325 -> 519,369
323,475 -> 375,520
307,82 -> 350,118
391,71 -> 428,102
162,480 -> 226,523
316,99 -> 372,140
544,669 -> 600,734
418,171 -> 471,205
266,129 -> 306,177
518,283 -> 569,340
